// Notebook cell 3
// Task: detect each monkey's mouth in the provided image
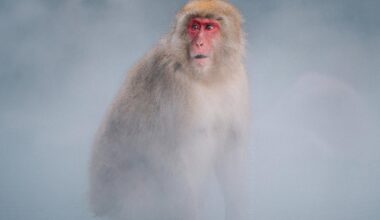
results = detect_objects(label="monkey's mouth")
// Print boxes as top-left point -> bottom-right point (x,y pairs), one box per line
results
194,54 -> 208,59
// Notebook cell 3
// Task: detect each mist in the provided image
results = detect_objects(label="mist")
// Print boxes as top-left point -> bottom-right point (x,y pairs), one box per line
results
0,0 -> 379,220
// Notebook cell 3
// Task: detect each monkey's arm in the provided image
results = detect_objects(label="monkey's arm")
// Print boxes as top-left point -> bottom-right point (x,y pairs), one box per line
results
89,125 -> 126,217
216,130 -> 252,220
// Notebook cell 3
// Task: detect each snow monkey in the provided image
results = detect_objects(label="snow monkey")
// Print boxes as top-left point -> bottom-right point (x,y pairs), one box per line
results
89,0 -> 251,219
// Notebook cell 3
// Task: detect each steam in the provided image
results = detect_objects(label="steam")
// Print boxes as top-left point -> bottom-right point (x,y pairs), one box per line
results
247,1 -> 380,219
0,0 -> 379,220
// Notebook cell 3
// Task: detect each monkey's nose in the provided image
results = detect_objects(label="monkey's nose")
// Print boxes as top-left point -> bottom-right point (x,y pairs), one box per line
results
196,41 -> 204,47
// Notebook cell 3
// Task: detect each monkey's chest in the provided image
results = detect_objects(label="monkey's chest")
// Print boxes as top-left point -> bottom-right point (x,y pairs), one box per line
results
189,86 -> 240,137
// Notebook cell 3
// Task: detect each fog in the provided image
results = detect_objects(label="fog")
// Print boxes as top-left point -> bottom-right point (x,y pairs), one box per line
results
0,0 -> 379,220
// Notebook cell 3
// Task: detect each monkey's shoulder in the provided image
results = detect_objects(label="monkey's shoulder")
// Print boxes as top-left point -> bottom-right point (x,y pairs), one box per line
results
107,47 -> 187,117
126,47 -> 182,89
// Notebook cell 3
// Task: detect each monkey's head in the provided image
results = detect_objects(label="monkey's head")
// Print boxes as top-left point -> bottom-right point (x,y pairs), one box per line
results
171,0 -> 244,73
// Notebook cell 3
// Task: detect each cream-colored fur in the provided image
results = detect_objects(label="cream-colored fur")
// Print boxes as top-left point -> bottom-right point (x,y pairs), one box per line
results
89,1 -> 251,219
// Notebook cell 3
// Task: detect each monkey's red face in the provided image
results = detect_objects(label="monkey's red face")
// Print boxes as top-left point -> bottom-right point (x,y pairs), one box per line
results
187,18 -> 221,66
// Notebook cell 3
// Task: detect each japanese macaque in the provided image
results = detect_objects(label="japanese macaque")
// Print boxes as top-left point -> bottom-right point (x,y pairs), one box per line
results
89,0 -> 251,219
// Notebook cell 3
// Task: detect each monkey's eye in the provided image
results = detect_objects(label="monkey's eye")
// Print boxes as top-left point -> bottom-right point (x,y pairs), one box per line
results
191,23 -> 200,30
205,24 -> 215,30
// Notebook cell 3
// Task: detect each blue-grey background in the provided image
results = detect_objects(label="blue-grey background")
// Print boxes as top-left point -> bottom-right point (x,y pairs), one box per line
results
1,0 -> 379,219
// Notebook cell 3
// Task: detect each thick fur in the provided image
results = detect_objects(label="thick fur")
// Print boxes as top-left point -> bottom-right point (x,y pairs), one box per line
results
89,0 -> 250,219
